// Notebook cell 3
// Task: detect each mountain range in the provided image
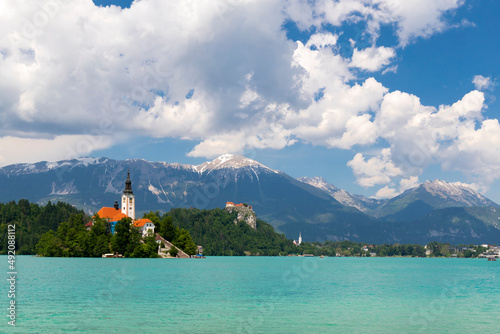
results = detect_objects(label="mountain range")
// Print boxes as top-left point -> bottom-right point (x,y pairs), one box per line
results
1,154 -> 499,244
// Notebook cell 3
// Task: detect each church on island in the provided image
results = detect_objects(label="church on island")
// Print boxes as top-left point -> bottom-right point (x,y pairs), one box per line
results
293,233 -> 302,246
88,170 -> 155,237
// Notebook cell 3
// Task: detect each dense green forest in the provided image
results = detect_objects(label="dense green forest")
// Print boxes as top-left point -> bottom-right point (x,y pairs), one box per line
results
160,207 -> 297,255
0,200 -> 85,255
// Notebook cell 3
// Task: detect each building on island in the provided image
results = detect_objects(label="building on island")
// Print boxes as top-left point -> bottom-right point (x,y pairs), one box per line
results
134,219 -> 155,237
121,170 -> 135,220
92,170 -> 154,236
85,220 -> 93,230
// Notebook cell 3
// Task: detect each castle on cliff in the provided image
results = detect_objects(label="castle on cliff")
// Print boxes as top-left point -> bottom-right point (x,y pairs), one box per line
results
225,202 -> 257,229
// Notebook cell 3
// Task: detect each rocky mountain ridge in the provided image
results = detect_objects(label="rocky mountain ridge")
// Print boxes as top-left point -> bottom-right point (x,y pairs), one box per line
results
297,176 -> 385,213
374,179 -> 498,221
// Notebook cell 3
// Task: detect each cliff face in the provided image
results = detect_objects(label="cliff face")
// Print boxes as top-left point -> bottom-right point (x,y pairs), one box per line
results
226,206 -> 257,229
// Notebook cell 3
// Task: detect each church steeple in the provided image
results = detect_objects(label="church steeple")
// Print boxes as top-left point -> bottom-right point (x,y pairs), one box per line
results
121,169 -> 135,220
124,169 -> 133,195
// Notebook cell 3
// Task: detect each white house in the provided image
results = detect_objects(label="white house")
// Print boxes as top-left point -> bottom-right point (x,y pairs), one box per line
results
134,219 -> 155,237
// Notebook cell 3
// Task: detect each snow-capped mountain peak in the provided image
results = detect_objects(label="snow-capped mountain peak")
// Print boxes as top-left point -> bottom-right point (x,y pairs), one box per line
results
413,179 -> 494,206
195,154 -> 274,173
421,179 -> 475,194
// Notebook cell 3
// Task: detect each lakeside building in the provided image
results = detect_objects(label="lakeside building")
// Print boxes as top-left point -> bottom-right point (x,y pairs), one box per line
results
133,219 -> 155,237
448,246 -> 474,254
480,246 -> 500,258
91,170 -> 154,236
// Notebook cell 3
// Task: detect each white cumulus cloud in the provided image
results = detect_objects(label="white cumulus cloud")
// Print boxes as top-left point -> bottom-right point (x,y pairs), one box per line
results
472,75 -> 492,90
347,148 -> 402,187
350,46 -> 395,72
374,186 -> 399,199
373,176 -> 420,199
284,0 -> 466,46
399,176 -> 420,192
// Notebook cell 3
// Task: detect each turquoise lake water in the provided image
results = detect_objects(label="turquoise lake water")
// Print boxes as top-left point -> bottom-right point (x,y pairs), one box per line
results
1,256 -> 499,333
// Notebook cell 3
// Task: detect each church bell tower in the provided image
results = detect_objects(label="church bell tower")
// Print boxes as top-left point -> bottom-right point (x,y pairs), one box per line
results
121,169 -> 135,220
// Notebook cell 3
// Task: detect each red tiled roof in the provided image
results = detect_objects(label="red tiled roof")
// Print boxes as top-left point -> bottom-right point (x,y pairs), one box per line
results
96,207 -> 121,220
111,213 -> 129,222
227,202 -> 252,210
134,218 -> 152,228
85,221 -> 93,227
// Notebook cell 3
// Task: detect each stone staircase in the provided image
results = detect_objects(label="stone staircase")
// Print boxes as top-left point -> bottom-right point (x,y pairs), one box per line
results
155,233 -> 190,258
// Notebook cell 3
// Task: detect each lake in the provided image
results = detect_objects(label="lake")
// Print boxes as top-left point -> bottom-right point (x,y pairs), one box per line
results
1,256 -> 499,333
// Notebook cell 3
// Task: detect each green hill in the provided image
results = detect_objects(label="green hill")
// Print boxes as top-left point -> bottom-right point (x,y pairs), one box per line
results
164,207 -> 296,256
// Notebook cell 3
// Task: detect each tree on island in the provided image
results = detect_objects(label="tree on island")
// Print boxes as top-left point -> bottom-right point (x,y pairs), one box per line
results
89,217 -> 112,257
130,235 -> 159,258
35,213 -> 112,257
169,245 -> 178,257
111,218 -> 158,258
174,228 -> 197,255
111,218 -> 136,256
143,212 -> 197,256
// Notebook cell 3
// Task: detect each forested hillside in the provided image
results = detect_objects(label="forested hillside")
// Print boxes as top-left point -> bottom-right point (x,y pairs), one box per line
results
0,200 -> 85,255
164,208 -> 296,256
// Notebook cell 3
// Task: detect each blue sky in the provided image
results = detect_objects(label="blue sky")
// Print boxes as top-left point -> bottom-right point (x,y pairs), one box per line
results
2,0 -> 500,201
